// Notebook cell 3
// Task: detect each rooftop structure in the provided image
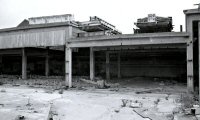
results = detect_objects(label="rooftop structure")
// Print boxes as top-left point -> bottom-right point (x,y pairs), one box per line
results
134,14 -> 173,33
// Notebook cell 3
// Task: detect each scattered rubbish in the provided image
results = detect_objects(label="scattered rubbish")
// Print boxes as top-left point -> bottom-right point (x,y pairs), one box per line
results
184,108 -> 191,115
193,105 -> 200,108
80,78 -> 97,85
130,102 -> 142,108
165,95 -> 169,100
0,89 -> 6,92
77,87 -> 87,91
172,107 -> 181,114
121,99 -> 129,107
0,104 -> 4,107
26,97 -> 31,106
180,93 -> 195,109
15,115 -> 25,120
154,98 -> 160,105
33,110 -> 38,113
58,89 -> 64,94
13,84 -> 20,87
159,81 -> 165,86
135,90 -> 152,94
0,82 -> 3,85
114,109 -> 120,113
121,99 -> 142,108
97,80 -> 106,89
45,89 -> 53,94
109,88 -> 119,92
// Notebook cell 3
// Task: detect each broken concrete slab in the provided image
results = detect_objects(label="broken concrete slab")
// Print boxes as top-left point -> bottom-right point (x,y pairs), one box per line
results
130,102 -> 142,108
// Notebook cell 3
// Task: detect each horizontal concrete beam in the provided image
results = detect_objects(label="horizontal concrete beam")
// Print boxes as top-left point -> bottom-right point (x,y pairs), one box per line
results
68,32 -> 189,48
93,44 -> 186,51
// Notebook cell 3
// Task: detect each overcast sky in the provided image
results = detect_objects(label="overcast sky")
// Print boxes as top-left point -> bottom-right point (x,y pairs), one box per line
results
0,0 -> 199,34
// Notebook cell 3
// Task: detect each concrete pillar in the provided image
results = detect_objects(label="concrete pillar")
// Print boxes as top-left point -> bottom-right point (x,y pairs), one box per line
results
65,46 -> 72,87
199,22 -> 200,101
22,48 -> 27,79
118,52 -> 121,78
0,55 -> 2,74
45,47 -> 49,76
90,47 -> 95,80
0,56 -> 2,63
106,51 -> 110,80
65,25 -> 73,87
187,40 -> 194,92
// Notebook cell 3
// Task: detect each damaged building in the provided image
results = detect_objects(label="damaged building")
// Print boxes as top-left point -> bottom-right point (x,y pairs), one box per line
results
0,6 -> 199,94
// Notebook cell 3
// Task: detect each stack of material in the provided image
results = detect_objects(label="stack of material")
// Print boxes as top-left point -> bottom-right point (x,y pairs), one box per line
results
134,14 -> 173,33
79,16 -> 122,35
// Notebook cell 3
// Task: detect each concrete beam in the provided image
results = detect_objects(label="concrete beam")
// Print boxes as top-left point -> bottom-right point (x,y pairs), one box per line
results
93,44 -> 186,51
68,33 -> 189,48
106,51 -> 110,80
22,48 -> 27,79
90,47 -> 95,80
65,46 -> 72,87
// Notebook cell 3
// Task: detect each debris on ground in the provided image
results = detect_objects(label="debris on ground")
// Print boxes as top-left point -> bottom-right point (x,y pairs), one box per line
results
15,115 -> 25,120
0,89 -> 6,92
121,99 -> 142,108
130,102 -> 142,108
58,89 -> 64,94
80,78 -> 110,89
0,77 -> 189,120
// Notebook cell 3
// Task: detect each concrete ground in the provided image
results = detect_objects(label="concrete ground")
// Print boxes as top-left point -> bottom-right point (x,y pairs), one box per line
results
0,77 -> 196,120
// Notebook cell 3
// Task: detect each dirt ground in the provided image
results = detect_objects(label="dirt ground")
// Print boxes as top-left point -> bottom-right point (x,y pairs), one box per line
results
0,77 -> 197,120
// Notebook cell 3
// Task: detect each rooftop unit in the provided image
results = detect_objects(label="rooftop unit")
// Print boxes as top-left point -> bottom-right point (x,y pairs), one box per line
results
134,14 -> 173,33
79,16 -> 122,35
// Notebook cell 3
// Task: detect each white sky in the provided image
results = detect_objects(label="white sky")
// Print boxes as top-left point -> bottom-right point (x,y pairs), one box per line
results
0,0 -> 199,34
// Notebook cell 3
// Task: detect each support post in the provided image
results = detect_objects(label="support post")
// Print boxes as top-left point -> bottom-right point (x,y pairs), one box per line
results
199,22 -> 200,102
106,51 -> 110,80
0,55 -> 2,74
22,48 -> 27,79
65,46 -> 72,87
118,52 -> 121,78
187,40 -> 194,92
45,47 -> 49,76
90,47 -> 95,80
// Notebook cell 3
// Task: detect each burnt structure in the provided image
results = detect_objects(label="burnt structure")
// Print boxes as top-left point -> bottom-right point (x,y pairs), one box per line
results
134,14 -> 173,33
0,6 -> 199,95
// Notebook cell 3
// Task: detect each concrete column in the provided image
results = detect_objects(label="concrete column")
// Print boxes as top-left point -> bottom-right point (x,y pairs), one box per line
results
118,52 -> 121,78
64,25 -> 73,87
65,46 -> 72,87
187,40 -> 194,92
0,56 -> 2,63
45,47 -> 49,76
90,47 -> 95,80
199,22 -> 200,101
106,51 -> 110,80
0,55 -> 2,74
22,48 -> 27,79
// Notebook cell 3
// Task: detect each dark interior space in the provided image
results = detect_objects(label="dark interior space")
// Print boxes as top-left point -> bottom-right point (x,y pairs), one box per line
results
0,55 -> 21,75
72,47 -> 187,82
73,48 -> 90,76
